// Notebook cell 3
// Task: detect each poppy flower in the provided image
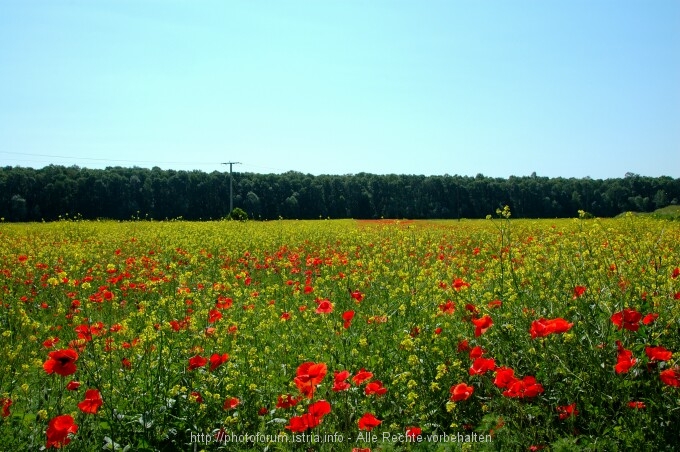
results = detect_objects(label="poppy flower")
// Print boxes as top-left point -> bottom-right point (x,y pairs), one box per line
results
66,380 -> 81,391
452,278 -> 470,290
46,414 -> 78,448
469,357 -> 496,376
208,309 -> 222,323
457,340 -> 470,353
364,380 -> 388,396
406,426 -> 422,439
611,309 -> 642,332
556,403 -> 578,420
572,286 -> 586,299
672,267 -> 679,279
469,346 -> 484,359
223,397 -> 240,410
529,318 -> 574,339
614,341 -> 636,374
188,355 -> 208,371
78,389 -> 103,414
308,400 -> 332,419
342,310 -> 355,329
438,300 -> 456,315
294,362 -> 327,398
493,367 -> 517,389
332,370 -> 351,392
645,346 -> 672,362
350,290 -> 364,302
450,383 -> 474,401
659,368 -> 680,387
642,313 -> 658,325
43,349 -> 79,377
315,299 -> 333,314
276,394 -> 300,409
1,398 -> 11,417
502,376 -> 544,398
471,315 -> 493,337
352,368 -> 374,385
209,353 -> 229,371
190,392 -> 204,404
628,401 -> 646,409
285,415 -> 309,432
358,413 -> 382,431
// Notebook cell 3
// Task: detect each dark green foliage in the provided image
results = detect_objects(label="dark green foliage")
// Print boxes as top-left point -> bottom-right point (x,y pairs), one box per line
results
0,165 -> 678,221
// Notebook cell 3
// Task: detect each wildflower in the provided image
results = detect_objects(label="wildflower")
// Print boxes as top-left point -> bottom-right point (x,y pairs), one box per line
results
502,376 -> 544,398
611,308 -> 642,332
66,381 -> 81,391
572,286 -> 587,299
469,357 -> 496,376
529,318 -> 574,339
628,401 -> 646,409
350,290 -> 365,302
332,370 -> 351,392
472,315 -> 493,337
365,380 -> 388,396
43,349 -> 79,377
493,367 -> 516,389
449,383 -> 474,401
294,362 -> 327,398
46,415 -> 78,449
614,341 -> 636,374
556,403 -> 578,420
659,367 -> 680,387
342,310 -> 355,329
645,346 -> 672,362
209,353 -> 229,371
188,355 -> 208,371
208,309 -> 222,323
452,278 -> 470,290
438,300 -> 456,315
223,397 -> 240,410
352,368 -> 374,385
1,398 -> 11,417
315,299 -> 333,314
406,426 -> 422,439
358,413 -> 382,431
276,394 -> 300,409
78,389 -> 103,414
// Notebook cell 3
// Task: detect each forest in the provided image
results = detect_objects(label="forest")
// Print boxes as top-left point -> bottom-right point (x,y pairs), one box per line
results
1,165 -> 678,221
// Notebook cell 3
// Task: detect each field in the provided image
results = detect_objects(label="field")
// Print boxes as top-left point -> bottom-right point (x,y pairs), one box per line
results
1,213 -> 679,451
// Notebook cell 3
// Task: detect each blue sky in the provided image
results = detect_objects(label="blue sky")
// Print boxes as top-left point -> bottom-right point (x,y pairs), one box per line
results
1,1 -> 678,179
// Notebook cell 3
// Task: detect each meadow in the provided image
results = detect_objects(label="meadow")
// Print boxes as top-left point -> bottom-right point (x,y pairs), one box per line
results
1,212 -> 679,451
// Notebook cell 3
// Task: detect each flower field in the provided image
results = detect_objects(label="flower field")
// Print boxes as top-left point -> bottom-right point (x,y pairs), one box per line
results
1,214 -> 679,451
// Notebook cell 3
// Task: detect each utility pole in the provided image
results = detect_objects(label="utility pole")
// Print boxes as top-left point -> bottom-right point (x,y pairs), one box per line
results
221,162 -> 241,214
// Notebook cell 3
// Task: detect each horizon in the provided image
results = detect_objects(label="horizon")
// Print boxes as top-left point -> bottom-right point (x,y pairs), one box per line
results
1,1 -> 679,179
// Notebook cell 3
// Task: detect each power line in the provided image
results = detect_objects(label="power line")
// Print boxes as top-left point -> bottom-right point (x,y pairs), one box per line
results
221,162 -> 241,214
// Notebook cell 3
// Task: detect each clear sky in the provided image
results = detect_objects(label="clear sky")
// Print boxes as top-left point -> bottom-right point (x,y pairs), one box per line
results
1,1 -> 678,179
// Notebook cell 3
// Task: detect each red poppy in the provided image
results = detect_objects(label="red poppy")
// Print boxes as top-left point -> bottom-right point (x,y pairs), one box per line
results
406,426 -> 422,439
351,290 -> 365,302
469,346 -> 485,359
438,300 -> 456,315
358,413 -> 382,431
502,376 -> 544,398
642,313 -> 658,325
556,403 -> 578,420
452,278 -> 470,290
1,398 -> 11,417
209,353 -> 229,371
280,312 -> 291,321
78,389 -> 103,414
493,367 -> 517,389
294,362 -> 327,398
223,397 -> 240,410
188,355 -> 208,371
488,299 -> 502,308
529,318 -> 574,339
457,339 -> 470,353
672,267 -> 679,279
660,368 -> 680,387
46,414 -> 78,448
285,415 -> 308,432
352,368 -> 374,385
471,315 -> 493,337
614,341 -> 636,374
450,383 -> 474,401
43,337 -> 60,348
66,380 -> 80,391
191,392 -> 204,404
469,357 -> 496,376
628,401 -> 646,409
645,346 -> 672,362
43,349 -> 79,377
332,370 -> 351,392
611,309 -> 642,332
208,309 -> 222,323
308,400 -> 331,419
276,394 -> 300,409
315,299 -> 333,314
342,310 -> 355,329
365,380 -> 388,396
572,286 -> 586,299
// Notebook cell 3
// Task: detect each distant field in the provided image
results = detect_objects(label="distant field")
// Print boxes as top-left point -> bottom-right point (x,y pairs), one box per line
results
1,215 -> 679,450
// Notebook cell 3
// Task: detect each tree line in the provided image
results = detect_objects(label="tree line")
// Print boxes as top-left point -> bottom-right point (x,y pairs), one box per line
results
1,165 -> 678,221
